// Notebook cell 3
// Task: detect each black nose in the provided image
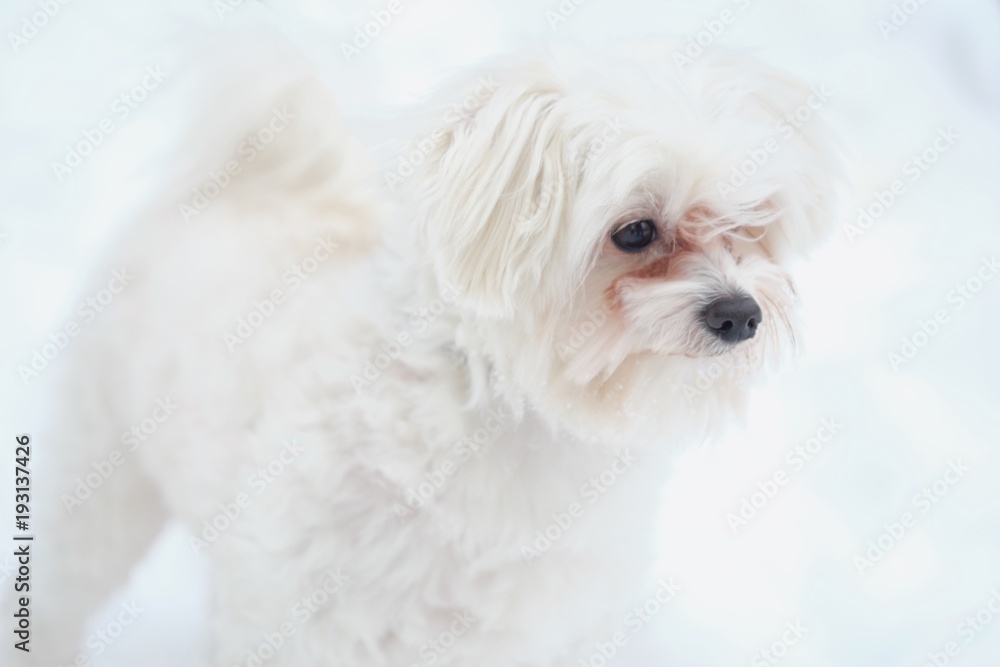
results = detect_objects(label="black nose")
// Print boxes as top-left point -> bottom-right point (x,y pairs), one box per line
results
704,296 -> 762,343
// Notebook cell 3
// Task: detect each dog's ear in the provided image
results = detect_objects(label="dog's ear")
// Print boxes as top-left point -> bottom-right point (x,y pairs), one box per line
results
413,74 -> 574,318
694,49 -> 848,263
747,69 -> 848,262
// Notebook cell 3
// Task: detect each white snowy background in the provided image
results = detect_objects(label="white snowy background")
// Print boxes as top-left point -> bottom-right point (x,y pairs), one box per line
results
2,0 -> 999,666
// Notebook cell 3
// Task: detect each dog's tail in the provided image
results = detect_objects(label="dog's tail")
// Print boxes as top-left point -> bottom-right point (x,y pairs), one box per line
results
88,30 -> 384,251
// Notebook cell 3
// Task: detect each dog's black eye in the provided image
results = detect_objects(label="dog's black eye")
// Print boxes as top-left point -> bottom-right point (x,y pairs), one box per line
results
611,220 -> 657,252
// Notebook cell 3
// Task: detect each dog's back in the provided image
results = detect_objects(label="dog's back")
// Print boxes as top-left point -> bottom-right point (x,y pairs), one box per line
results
11,38 -> 385,666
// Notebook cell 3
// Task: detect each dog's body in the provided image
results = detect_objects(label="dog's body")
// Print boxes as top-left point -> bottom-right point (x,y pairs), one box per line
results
19,40 -> 842,667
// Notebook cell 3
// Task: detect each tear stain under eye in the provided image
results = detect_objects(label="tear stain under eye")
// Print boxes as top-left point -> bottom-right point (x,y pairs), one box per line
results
604,254 -> 673,313
625,254 -> 672,281
602,205 -> 751,312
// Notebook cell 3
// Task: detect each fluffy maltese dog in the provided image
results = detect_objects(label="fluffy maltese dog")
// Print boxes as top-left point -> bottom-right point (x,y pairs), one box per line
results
17,37 -> 842,667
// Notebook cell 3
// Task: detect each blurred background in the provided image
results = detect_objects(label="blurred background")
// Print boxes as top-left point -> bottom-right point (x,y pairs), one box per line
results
1,0 -> 999,665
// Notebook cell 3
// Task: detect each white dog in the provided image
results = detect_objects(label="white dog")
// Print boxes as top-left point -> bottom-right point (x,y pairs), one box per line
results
17,37 -> 843,667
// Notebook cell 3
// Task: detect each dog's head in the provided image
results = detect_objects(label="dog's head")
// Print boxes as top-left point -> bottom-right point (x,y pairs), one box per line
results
407,42 -> 844,443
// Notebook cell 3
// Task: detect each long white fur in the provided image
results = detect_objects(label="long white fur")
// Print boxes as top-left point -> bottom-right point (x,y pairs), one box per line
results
12,37 -> 843,667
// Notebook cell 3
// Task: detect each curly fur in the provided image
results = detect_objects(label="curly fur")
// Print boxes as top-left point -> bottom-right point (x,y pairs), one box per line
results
11,37 -> 843,667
